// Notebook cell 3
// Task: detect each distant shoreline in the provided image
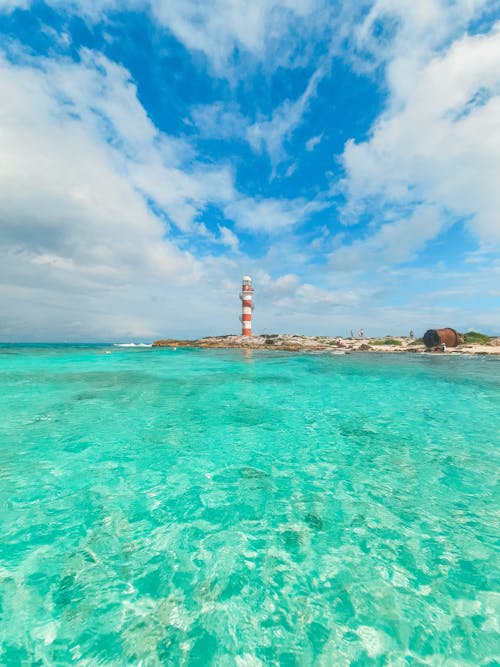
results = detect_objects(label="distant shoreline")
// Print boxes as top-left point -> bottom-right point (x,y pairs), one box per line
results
152,334 -> 500,355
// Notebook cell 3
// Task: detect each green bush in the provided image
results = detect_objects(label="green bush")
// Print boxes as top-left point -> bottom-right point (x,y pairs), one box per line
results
372,338 -> 403,346
409,338 -> 423,345
463,331 -> 491,344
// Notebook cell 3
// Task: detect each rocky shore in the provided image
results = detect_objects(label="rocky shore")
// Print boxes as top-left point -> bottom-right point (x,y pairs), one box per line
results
152,334 -> 500,355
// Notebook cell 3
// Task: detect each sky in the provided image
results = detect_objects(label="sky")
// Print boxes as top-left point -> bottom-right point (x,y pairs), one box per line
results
0,0 -> 499,342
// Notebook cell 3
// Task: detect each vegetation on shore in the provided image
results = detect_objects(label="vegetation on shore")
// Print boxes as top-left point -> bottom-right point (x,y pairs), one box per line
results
372,338 -> 403,346
152,331 -> 498,354
463,331 -> 491,344
409,338 -> 424,345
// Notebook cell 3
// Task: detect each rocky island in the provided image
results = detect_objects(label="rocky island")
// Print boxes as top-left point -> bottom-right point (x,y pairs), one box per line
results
152,333 -> 500,355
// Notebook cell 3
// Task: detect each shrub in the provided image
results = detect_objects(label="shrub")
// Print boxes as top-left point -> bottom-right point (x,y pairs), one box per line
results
372,338 -> 403,346
462,331 -> 491,344
409,338 -> 424,345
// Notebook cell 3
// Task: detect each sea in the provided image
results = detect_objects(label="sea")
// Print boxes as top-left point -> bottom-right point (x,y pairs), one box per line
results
0,344 -> 498,665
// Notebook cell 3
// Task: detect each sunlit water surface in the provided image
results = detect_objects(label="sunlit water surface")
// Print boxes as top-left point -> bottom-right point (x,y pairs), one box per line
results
1,345 -> 499,665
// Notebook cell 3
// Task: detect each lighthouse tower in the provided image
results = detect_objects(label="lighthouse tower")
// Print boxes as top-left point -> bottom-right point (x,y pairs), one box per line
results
239,276 -> 254,336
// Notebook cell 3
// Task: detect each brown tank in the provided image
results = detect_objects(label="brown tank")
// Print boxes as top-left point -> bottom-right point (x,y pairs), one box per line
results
423,328 -> 459,348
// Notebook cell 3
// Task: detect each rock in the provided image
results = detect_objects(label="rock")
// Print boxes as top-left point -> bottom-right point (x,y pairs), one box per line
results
305,512 -> 324,530
240,466 -> 269,479
152,339 -> 193,347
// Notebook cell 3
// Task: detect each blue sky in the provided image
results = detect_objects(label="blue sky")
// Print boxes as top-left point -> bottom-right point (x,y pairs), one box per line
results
0,0 -> 499,341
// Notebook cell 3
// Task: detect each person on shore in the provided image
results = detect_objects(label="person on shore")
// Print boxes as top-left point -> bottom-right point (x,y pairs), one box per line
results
358,329 -> 364,338
409,329 -> 414,339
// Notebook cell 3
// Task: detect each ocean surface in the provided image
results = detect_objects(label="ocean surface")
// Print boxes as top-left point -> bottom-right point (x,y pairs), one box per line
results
1,344 -> 498,666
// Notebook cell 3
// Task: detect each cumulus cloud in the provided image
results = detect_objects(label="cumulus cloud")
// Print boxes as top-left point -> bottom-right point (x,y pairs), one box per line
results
0,48 -> 276,338
0,43 -> 334,339
218,225 -> 240,252
1,0 -> 331,75
0,49 -> 212,338
0,47 -> 223,255
350,0 -> 495,70
341,24 -> 500,244
330,207 -> 444,271
224,196 -> 326,233
143,0 -> 331,76
239,269 -> 380,334
1,0 -> 499,338
270,281 -> 363,311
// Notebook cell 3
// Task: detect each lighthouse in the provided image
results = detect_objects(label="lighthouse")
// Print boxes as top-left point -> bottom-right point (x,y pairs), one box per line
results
239,275 -> 254,336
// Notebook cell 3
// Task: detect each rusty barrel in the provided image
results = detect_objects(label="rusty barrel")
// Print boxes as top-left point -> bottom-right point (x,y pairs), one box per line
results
423,328 -> 459,348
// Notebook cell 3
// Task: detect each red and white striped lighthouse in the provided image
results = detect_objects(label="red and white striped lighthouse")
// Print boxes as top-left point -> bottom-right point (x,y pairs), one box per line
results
239,275 -> 254,336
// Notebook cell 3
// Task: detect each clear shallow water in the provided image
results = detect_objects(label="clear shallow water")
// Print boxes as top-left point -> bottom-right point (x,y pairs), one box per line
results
1,345 -> 499,666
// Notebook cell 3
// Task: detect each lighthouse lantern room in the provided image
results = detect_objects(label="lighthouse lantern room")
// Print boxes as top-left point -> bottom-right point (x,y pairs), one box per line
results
239,276 -> 254,336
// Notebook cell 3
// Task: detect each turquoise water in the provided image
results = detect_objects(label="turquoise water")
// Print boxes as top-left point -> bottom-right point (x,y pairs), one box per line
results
1,345 -> 499,666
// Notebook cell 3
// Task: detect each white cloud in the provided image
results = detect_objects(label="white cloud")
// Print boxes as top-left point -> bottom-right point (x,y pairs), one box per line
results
341,24 -> 500,243
351,0 -> 494,70
330,207 -> 443,271
218,225 -> 240,252
4,0 -> 334,173
305,133 -> 323,151
190,103 -> 248,141
237,269 -> 379,335
247,64 -> 325,169
0,45 -> 336,339
1,0 -> 330,74
191,63 -> 325,171
1,1 -> 499,337
1,0 -> 30,9
0,47 -> 238,339
148,0 -> 327,75
224,196 -> 325,233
